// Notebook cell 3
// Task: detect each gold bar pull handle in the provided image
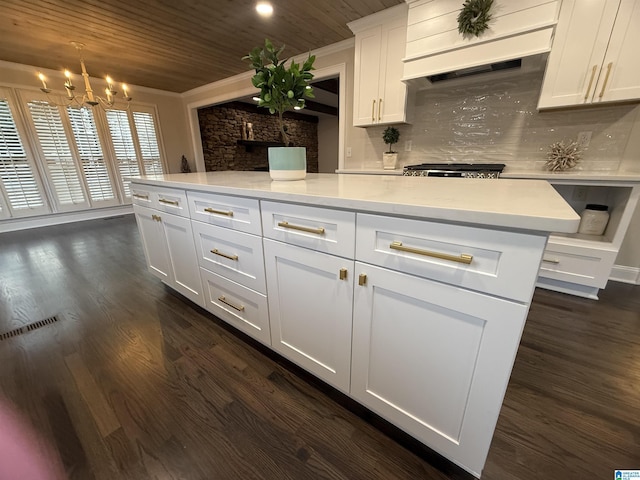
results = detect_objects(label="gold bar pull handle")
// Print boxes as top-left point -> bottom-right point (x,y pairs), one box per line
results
542,257 -> 560,264
151,214 -> 161,222
218,296 -> 245,312
204,207 -> 234,217
358,273 -> 367,286
211,249 -> 238,261
390,241 -> 473,265
584,65 -> 597,101
372,99 -> 376,122
158,198 -> 179,206
378,98 -> 382,121
277,221 -> 325,235
599,62 -> 613,99
339,268 -> 348,280
133,193 -> 149,200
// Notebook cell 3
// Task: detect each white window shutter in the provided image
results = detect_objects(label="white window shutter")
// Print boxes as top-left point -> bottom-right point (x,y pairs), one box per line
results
0,95 -> 49,218
133,110 -> 164,175
67,106 -> 117,205
26,100 -> 88,210
105,109 -> 140,198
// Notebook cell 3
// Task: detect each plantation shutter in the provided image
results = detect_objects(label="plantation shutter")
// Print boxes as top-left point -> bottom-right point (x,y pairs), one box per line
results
0,95 -> 48,217
105,109 -> 140,198
67,106 -> 117,205
133,110 -> 164,175
26,100 -> 87,210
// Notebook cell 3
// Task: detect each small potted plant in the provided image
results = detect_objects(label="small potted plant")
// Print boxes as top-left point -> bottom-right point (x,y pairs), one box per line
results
244,39 -> 315,180
382,126 -> 400,170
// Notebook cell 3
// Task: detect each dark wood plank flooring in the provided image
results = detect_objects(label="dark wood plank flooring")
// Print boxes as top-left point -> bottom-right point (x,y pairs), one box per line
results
0,214 -> 638,479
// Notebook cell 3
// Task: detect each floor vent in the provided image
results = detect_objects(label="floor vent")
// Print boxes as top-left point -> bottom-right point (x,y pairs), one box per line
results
0,315 -> 60,341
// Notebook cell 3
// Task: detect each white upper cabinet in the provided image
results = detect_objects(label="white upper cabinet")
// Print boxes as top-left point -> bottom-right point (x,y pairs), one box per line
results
538,0 -> 640,109
349,4 -> 409,126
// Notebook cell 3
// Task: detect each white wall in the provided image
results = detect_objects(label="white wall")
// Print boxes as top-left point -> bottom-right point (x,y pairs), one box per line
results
0,60 -> 193,173
318,115 -> 339,172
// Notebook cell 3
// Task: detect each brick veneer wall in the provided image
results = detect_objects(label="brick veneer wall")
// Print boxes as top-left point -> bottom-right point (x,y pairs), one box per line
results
198,102 -> 319,172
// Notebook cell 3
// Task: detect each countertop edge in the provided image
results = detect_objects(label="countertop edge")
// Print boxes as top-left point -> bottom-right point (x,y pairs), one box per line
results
131,174 -> 580,234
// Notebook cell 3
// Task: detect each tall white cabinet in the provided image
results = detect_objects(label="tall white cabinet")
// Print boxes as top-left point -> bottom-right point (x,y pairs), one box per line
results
538,0 -> 640,109
349,4 -> 409,126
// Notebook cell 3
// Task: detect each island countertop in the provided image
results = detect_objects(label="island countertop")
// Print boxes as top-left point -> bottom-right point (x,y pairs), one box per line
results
131,172 -> 580,233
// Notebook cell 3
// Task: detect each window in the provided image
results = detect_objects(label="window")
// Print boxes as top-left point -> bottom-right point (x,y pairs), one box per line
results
133,110 -> 163,176
26,99 -> 88,210
0,91 -> 48,218
105,109 -> 141,198
67,106 -> 117,205
0,86 -> 167,221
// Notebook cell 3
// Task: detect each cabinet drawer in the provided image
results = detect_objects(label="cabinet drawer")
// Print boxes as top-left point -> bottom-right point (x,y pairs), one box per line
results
539,240 -> 617,288
188,191 -> 261,235
131,184 -> 189,217
200,268 -> 270,346
192,221 -> 266,294
131,184 -> 154,207
261,201 -> 356,258
356,213 -> 547,302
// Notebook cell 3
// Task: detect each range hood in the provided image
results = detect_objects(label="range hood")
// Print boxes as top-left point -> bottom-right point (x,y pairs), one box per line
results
402,0 -> 561,88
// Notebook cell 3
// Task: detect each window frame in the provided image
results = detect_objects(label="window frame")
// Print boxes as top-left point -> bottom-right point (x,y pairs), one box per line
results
0,87 -> 51,219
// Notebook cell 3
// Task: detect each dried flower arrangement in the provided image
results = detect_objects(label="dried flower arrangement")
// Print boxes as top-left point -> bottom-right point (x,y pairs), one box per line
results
545,140 -> 582,172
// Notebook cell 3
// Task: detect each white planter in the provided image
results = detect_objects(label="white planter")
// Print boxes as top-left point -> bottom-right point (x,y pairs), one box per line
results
383,152 -> 398,170
268,147 -> 307,181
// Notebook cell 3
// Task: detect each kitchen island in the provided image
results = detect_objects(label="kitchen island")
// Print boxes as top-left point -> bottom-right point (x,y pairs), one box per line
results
130,172 -> 578,478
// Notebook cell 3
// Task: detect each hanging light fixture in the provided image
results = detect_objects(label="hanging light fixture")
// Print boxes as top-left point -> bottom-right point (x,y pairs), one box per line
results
36,41 -> 132,110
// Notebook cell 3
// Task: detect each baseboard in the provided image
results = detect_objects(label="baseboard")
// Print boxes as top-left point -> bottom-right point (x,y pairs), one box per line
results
0,205 -> 134,233
609,265 -> 640,285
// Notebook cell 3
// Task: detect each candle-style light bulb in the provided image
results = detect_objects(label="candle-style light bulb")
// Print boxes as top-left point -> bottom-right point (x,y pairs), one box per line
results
106,76 -> 114,92
121,83 -> 129,99
37,72 -> 48,90
63,69 -> 74,97
105,87 -> 113,103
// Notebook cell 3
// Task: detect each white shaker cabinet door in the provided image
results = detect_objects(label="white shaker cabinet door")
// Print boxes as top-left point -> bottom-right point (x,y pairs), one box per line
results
351,262 -> 528,478
263,238 -> 354,393
161,212 -> 204,307
353,25 -> 383,126
594,0 -> 640,104
134,204 -> 204,307
134,204 -> 171,282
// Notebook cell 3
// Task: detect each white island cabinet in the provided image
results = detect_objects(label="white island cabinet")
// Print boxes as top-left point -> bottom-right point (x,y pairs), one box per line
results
132,184 -> 204,307
130,172 -> 579,478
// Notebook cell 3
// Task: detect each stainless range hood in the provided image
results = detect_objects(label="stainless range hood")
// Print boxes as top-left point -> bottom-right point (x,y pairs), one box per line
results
402,0 -> 561,88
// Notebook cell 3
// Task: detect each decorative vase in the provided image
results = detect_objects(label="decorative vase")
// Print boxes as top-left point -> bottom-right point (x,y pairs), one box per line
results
383,152 -> 398,170
268,147 -> 307,181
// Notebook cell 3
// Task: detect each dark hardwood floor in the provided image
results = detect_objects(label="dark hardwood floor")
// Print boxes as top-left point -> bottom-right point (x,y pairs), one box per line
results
0,214 -> 638,479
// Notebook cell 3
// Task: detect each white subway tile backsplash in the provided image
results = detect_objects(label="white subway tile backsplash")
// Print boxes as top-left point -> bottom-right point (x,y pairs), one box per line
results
354,70 -> 639,173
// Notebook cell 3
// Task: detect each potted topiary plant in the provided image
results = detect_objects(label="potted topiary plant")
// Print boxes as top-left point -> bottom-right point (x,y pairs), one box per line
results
244,39 -> 316,180
382,126 -> 400,170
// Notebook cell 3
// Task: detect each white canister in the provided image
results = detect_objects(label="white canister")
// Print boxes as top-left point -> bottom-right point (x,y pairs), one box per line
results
578,204 -> 609,235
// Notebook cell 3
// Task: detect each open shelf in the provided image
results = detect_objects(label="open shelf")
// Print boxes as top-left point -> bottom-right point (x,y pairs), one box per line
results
237,140 -> 285,152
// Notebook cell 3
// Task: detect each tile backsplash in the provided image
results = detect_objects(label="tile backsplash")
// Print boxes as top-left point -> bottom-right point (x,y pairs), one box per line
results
355,70 -> 639,172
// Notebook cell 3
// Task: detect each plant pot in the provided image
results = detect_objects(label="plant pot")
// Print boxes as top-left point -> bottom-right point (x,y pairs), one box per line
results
268,147 -> 307,181
383,152 -> 398,170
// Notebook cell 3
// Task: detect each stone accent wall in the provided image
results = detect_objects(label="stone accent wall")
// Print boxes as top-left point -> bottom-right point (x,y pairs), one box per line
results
198,102 -> 319,172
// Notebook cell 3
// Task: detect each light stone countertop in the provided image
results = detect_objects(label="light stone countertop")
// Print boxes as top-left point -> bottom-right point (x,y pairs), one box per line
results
132,172 -> 580,233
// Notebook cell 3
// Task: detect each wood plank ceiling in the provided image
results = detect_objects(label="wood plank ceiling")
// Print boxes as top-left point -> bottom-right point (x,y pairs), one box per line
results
0,0 -> 403,93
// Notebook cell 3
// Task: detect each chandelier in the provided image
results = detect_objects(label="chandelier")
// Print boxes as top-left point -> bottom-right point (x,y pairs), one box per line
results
36,41 -> 132,110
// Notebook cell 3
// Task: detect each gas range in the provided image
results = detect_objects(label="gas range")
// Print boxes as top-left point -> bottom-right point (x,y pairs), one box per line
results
403,163 -> 506,178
